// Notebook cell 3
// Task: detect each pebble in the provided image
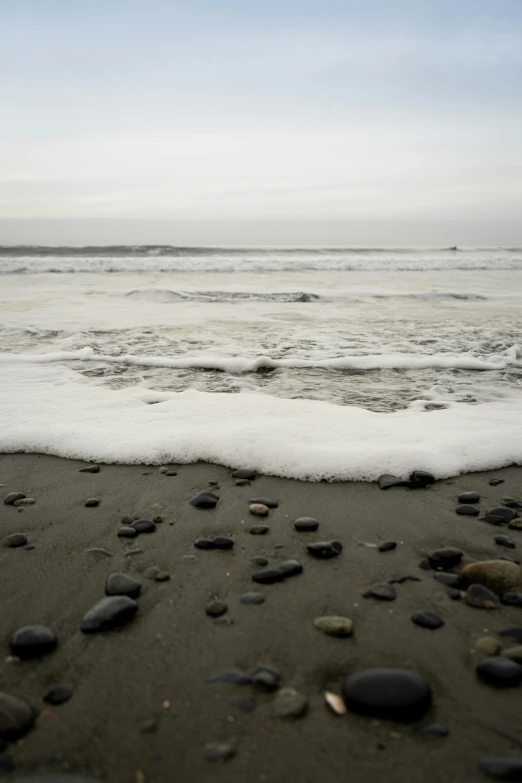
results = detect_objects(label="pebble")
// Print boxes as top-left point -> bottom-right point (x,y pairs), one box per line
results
43,684 -> 73,705
377,474 -> 414,490
79,464 -> 100,473
4,533 -> 28,548
459,560 -> 521,593
314,616 -> 354,637
324,691 -> 348,715
458,491 -> 480,503
388,575 -> 421,584
294,517 -> 319,532
417,723 -> 450,738
159,467 -> 169,474
495,535 -> 516,549
249,498 -> 279,508
144,566 -> 160,579
189,491 -> 219,509
117,526 -> 138,538
208,480 -> 219,486
153,516 -> 163,523
279,559 -> 303,577
253,666 -> 281,691
363,582 -> 396,601
81,596 -> 138,633
10,625 -> 57,659
478,757 -> 522,780
504,500 -> 522,509
342,668 -> 432,722
235,479 -> 250,486
250,556 -> 268,566
379,541 -> 397,552
476,656 -> 522,687
466,583 -> 501,609
0,692 -> 36,739
411,611 -> 444,629
249,503 -> 269,516
84,498 -> 100,507
194,537 -> 234,550
232,469 -> 256,480
480,515 -> 507,526
3,492 -> 26,506
456,504 -> 481,516
205,670 -> 252,686
447,587 -> 461,600
124,548 -> 144,557
121,515 -> 134,524
206,600 -> 228,618
502,646 -> 522,662
203,742 -> 235,762
240,591 -> 265,604
155,570 -> 170,581
476,637 -> 502,656
489,478 -> 505,486
274,687 -> 308,719
249,525 -> 269,535
13,498 -> 35,506
428,548 -> 463,569
306,540 -> 343,559
488,507 -> 519,523
106,573 -> 142,599
84,547 -> 113,558
434,572 -> 461,587
410,470 -> 435,487
499,628 -> 522,643
252,568 -> 285,584
502,592 -> 522,607
228,695 -> 256,713
165,470 -> 177,476
509,519 -> 522,530
130,519 -> 156,534
419,558 -> 432,570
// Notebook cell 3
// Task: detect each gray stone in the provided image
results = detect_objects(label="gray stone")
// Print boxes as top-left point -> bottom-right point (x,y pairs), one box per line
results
84,498 -> 100,507
279,559 -> 303,577
363,582 -> 396,601
105,573 -> 142,599
249,497 -> 278,507
378,474 -> 414,490
240,592 -> 265,604
249,525 -> 269,535
190,491 -> 219,509
379,541 -> 397,552
252,568 -> 285,584
476,657 -> 522,687
342,668 -> 432,721
306,540 -> 343,559
253,667 -> 280,691
203,742 -> 235,762
502,592 -> 522,607
130,519 -> 156,533
478,758 -> 522,780
81,596 -> 138,633
43,684 -> 73,705
13,498 -> 35,506
314,616 -> 354,637
489,507 -> 519,523
4,533 -> 27,548
294,517 -> 319,532
495,535 -> 516,549
79,465 -> 99,473
411,611 -> 444,629
455,504 -> 480,516
410,470 -> 434,487
206,600 -> 228,618
250,556 -> 268,566
466,583 -> 501,608
458,492 -> 480,503
3,492 -> 26,505
10,625 -> 57,659
428,548 -> 463,569
232,469 -> 256,480
274,687 -> 308,718
117,526 -> 138,538
0,692 -> 35,740
433,572 -> 461,587
144,566 -> 160,579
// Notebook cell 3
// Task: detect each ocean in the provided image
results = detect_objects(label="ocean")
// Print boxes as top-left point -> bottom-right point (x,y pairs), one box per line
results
1,245 -> 521,480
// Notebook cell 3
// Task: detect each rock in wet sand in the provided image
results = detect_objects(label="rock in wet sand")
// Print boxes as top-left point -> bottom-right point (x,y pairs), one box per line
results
466,584 -> 501,609
0,692 -> 36,739
478,757 -> 522,780
459,560 -> 521,593
495,535 -> 516,549
130,519 -> 156,534
314,616 -> 353,637
379,541 -> 397,552
476,637 -> 502,656
190,492 -> 218,509
274,688 -> 308,718
232,469 -> 256,480
458,492 -> 480,503
203,742 -> 235,762
411,611 -> 444,629
342,668 -> 432,721
81,596 -> 138,633
3,493 -> 26,506
249,503 -> 269,517
294,517 -> 319,532
79,465 -> 99,473
10,626 -> 57,659
43,684 -> 73,705
455,505 -> 480,516
249,525 -> 269,535
4,534 -> 28,548
306,541 -> 342,559
84,498 -> 100,507
476,656 -> 522,687
205,600 -> 228,617
363,582 -> 396,601
252,568 -> 285,584
240,592 -> 265,604
117,526 -> 138,538
428,548 -> 463,569
105,573 -> 142,599
249,497 -> 278,508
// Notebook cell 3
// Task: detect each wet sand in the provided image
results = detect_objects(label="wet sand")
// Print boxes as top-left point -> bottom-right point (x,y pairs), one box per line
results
1,453 -> 522,782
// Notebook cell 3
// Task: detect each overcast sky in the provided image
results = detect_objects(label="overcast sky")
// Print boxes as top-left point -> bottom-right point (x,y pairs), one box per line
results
1,0 -> 521,245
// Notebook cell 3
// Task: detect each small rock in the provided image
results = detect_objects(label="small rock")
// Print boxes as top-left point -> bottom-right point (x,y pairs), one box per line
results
411,611 -> 444,629
117,526 -> 138,538
502,592 -> 522,607
84,498 -> 100,507
410,470 -> 435,487
79,465 -> 99,473
476,637 -> 502,656
499,628 -> 522,643
252,568 -> 285,584
190,491 -> 218,509
13,498 -> 35,506
4,534 -> 28,548
458,492 -> 480,503
249,503 -> 269,517
495,535 -> 516,549
124,548 -> 144,557
240,592 -> 265,604
10,626 -> 57,659
253,666 -> 280,691
434,572 -> 461,587
314,616 -> 354,637
249,525 -> 269,535
155,570 -> 170,581
206,600 -> 228,618
152,516 -> 163,523
130,519 -> 156,534
455,504 -> 480,516
417,723 -> 450,738
203,742 -> 235,762
43,684 -> 73,705
466,583 -> 501,609
294,517 -> 319,532
459,560 -> 521,593
214,536 -> 234,549
279,559 -> 303,577
235,479 -> 250,486
159,467 -> 169,474
144,566 -> 160,579
378,474 -> 414,490
208,480 -> 219,486
3,492 -> 26,506
121,515 -> 134,524
194,538 -> 215,550
428,548 -> 463,569
249,498 -> 278,508
363,582 -> 396,601
476,656 -> 522,687
250,556 -> 268,566
165,470 -> 177,476
228,695 -> 256,713
306,540 -> 342,559
83,547 -> 113,557
0,692 -> 36,739
489,478 -> 505,486
205,670 -> 252,686
446,587 -> 461,600
419,558 -> 432,570
81,596 -> 138,633
342,668 -> 432,721
478,757 -> 522,780
488,507 -> 519,523
480,514 -> 507,526
502,646 -> 522,662
274,687 -> 308,719
106,573 -> 142,599
379,541 -> 397,552
504,500 -> 522,509
509,519 -> 522,530
324,691 -> 348,715
232,469 -> 256,480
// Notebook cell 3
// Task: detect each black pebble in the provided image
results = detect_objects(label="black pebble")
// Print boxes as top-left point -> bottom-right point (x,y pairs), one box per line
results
84,498 -> 100,507
434,572 -> 461,587
455,504 -> 480,516
4,534 -> 27,548
294,517 -> 319,532
342,668 -> 432,722
411,611 -> 444,630
489,478 -> 505,486
249,498 -> 279,508
419,558 -> 432,570
81,596 -> 138,633
118,526 -> 138,538
79,464 -> 99,473
130,519 -> 156,534
232,469 -> 256,480
489,507 -> 519,523
498,627 -> 522,643
190,491 -> 219,509
252,569 -> 285,584
106,573 -> 142,599
458,492 -> 480,503
235,479 -> 250,486
476,657 -> 522,687
495,535 -> 516,549
279,560 -> 303,577
502,593 -> 522,607
377,474 -> 414,490
410,470 -> 435,487
43,684 -> 73,705
205,670 -> 252,686
446,587 -> 461,600
379,541 -> 397,552
363,582 -> 396,601
240,592 -> 265,604
10,625 -> 57,659
427,548 -> 463,569
250,556 -> 268,566
195,538 -> 215,550
478,757 -> 522,780
3,493 -> 26,506
306,540 -> 342,559
213,537 -> 234,549
480,515 -> 508,526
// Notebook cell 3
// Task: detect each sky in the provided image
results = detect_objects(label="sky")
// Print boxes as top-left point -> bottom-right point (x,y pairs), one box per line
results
0,0 -> 521,245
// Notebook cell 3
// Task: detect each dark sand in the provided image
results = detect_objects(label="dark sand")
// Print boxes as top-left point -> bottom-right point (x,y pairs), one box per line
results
1,454 -> 522,782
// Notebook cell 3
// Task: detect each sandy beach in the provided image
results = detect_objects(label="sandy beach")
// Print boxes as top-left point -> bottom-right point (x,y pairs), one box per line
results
2,454 -> 522,782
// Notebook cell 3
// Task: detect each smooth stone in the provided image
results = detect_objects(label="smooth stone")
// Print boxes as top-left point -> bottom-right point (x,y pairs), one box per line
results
252,568 -> 285,584
84,547 -> 113,557
105,573 -> 142,599
294,517 -> 319,532
417,723 -> 450,738
410,470 -> 435,487
228,695 -> 257,713
213,537 -> 234,549
240,591 -> 265,604
419,558 -> 432,570
124,548 -> 143,557
194,538 -> 215,550
476,637 -> 502,656
206,600 -> 228,617
205,670 -> 252,686
379,540 -> 397,552
274,687 -> 308,719
428,548 -> 463,569
434,572 -> 461,587
13,498 -> 35,506
43,684 -> 73,705
235,479 -> 250,486
458,491 -> 480,503
144,566 -> 160,579
155,570 -> 170,581
314,616 -> 354,637
502,646 -> 522,662
342,668 -> 432,722
249,498 -> 279,508
5,533 -> 28,548
158,467 -> 169,473
0,692 -> 36,739
279,559 -> 303,577
504,500 -> 522,509
253,666 -> 281,691
117,526 -> 138,538
502,592 -> 522,607
3,492 -> 26,505
476,656 -> 522,687
232,469 -> 256,480
378,474 -> 414,490
466,583 -> 501,608
79,465 -> 99,473
489,478 -> 505,486
208,480 -> 218,486
165,470 -> 177,476
495,535 -> 516,549
250,556 -> 268,566
84,498 -> 100,507
130,519 -> 156,533
455,504 -> 480,516
389,575 -> 421,584
499,628 -> 522,643
249,525 -> 269,535
489,507 -> 519,523
480,515 -> 507,526
190,491 -> 219,509
152,515 -> 163,523
363,582 -> 396,601
121,515 -> 134,524
509,519 -> 522,530
203,742 -> 235,762
447,587 -> 461,600
306,540 -> 343,559
411,611 -> 444,629
81,596 -> 138,633
249,503 -> 269,516
478,758 -> 522,780
10,626 -> 57,659
459,560 -> 521,593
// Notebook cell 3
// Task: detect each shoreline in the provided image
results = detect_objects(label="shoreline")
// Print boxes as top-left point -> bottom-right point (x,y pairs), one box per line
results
1,453 -> 522,782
